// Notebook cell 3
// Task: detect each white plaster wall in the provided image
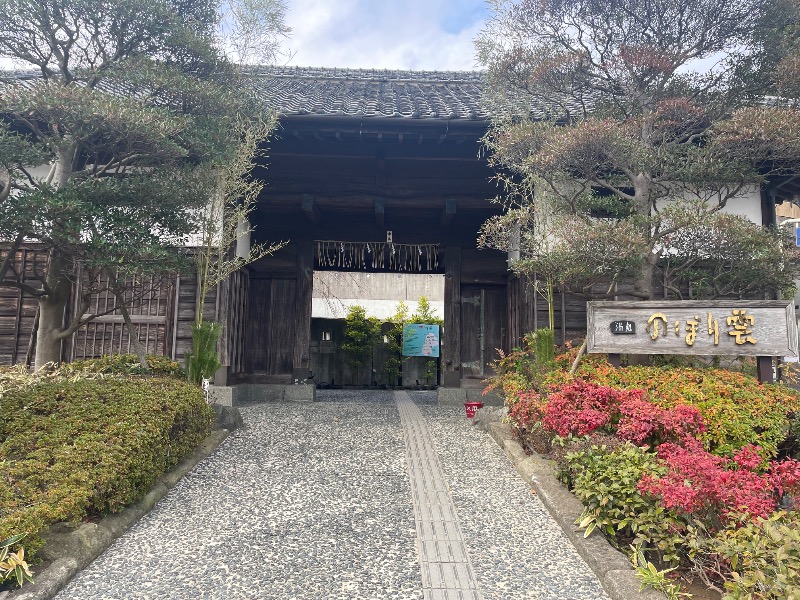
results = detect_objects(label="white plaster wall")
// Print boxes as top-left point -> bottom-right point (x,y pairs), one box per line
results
312,272 -> 444,320
717,187 -> 762,224
26,165 -> 51,181
654,185 -> 763,224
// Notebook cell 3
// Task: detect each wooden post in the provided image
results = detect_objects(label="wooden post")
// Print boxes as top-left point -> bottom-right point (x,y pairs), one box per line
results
214,273 -> 231,386
757,356 -> 774,384
292,240 -> 314,381
443,246 -> 461,387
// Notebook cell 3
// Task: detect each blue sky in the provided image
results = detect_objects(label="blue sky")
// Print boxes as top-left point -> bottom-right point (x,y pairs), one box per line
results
282,0 -> 491,71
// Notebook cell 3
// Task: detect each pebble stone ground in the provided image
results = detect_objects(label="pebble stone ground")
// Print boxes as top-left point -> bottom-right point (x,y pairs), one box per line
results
55,390 -> 610,600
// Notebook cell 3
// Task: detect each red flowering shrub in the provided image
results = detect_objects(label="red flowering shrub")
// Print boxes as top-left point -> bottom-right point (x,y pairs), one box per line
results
542,380 -> 645,437
545,355 -> 800,457
616,398 -> 705,446
507,391 -> 545,429
732,444 -> 763,470
639,439 -> 800,529
768,459 -> 800,499
539,379 -> 704,449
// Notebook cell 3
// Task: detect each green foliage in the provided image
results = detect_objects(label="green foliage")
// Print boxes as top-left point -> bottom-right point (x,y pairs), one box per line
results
0,376 -> 213,560
193,116 -> 284,324
381,301 -> 410,385
704,511 -> 800,599
0,533 -> 33,590
657,203 -> 800,300
410,296 -> 443,326
630,545 -> 690,600
220,0 -> 290,65
410,297 -> 442,385
564,444 -> 687,564
486,329 -> 559,402
66,355 -> 184,377
185,321 -> 222,384
532,328 -> 555,369
477,0 -> 800,300
341,305 -> 380,382
0,0 -> 287,368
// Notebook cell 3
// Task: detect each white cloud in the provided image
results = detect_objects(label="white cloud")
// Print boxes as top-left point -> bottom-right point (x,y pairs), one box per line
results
281,0 -> 488,71
0,1 -> 490,73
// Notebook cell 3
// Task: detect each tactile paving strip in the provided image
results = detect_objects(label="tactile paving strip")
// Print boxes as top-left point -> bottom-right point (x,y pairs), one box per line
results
396,391 -> 483,600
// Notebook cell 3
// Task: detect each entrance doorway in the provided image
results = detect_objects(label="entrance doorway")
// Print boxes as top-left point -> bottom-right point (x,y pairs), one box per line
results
310,271 -> 444,387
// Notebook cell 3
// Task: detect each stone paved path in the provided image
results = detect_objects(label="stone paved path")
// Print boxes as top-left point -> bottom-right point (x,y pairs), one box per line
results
56,390 -> 610,600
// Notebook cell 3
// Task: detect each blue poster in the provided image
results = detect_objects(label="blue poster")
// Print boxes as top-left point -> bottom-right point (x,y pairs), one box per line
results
402,324 -> 440,357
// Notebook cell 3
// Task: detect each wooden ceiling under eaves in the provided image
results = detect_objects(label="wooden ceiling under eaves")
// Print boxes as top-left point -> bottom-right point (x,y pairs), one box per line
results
250,113 -> 502,248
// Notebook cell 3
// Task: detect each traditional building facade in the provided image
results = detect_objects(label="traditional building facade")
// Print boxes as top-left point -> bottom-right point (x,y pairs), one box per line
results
2,67 -> 794,389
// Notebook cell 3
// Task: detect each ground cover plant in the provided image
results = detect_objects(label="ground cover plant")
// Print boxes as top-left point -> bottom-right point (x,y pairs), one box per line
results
0,359 -> 213,589
492,345 -> 800,598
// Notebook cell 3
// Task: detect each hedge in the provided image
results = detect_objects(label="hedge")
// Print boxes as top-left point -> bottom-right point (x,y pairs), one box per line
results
0,376 -> 213,558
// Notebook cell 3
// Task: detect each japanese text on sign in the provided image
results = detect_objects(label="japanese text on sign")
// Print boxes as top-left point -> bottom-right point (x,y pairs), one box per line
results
586,301 -> 797,358
646,309 -> 757,347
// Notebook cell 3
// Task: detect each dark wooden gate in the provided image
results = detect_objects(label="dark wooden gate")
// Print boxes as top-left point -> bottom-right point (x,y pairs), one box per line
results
244,277 -> 296,378
460,285 -> 506,379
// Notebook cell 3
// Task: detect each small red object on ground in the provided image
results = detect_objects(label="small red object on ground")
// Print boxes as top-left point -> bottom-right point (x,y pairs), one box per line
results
464,402 -> 484,419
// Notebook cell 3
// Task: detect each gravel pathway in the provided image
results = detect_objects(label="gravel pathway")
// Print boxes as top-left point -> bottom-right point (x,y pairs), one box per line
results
56,390 -> 609,600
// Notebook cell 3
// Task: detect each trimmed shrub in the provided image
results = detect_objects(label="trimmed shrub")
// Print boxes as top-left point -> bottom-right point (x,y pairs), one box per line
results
65,354 -> 184,377
0,377 -> 213,558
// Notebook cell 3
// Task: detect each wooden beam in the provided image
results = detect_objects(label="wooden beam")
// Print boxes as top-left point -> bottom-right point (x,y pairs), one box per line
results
757,356 -> 774,383
292,241 -> 314,381
443,246 -> 462,387
374,197 -> 385,226
301,194 -> 321,224
440,199 -> 457,227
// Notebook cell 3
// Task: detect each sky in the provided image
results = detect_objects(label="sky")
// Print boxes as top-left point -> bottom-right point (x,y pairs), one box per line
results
0,1 -> 491,72
280,0 -> 491,71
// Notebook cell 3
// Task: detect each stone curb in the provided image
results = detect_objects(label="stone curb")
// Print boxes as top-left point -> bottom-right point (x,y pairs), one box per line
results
486,422 -> 666,600
10,429 -> 231,600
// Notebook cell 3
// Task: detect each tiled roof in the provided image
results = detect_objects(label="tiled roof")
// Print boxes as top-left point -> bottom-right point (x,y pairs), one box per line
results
3,66 -> 571,121
247,66 -> 489,121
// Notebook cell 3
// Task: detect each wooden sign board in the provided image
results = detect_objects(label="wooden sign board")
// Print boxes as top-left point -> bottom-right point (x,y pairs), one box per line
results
587,300 -> 798,358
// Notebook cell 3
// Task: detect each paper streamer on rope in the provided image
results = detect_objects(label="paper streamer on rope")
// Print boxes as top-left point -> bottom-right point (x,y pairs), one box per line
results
314,241 -> 439,272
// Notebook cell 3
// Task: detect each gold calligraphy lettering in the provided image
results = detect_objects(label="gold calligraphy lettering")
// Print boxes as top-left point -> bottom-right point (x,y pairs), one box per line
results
685,316 -> 700,346
647,313 -> 668,340
726,309 -> 757,345
707,312 -> 719,346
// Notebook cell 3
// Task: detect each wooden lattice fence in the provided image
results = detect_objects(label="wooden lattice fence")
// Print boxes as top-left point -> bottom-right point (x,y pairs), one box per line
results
0,245 -> 232,367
